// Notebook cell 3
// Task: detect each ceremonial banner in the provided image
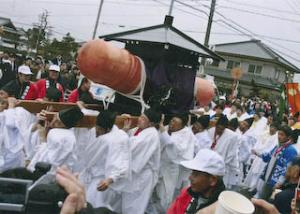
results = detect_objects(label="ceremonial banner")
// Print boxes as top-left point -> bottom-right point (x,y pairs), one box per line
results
286,83 -> 300,115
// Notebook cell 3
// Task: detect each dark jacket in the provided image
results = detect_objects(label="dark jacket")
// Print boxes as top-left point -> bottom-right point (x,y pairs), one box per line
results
274,183 -> 297,214
0,61 -> 15,89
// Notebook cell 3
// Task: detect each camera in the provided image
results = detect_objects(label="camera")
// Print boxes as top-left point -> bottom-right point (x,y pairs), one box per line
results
0,163 -> 68,214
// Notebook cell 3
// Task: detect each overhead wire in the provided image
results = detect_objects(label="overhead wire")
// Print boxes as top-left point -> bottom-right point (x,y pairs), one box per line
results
176,0 -> 300,63
219,0 -> 300,16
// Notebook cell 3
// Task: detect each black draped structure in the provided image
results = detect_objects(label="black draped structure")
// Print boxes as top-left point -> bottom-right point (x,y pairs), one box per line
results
100,15 -> 223,116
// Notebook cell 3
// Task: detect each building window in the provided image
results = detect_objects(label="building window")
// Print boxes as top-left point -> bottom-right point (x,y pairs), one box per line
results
227,60 -> 240,69
248,64 -> 262,75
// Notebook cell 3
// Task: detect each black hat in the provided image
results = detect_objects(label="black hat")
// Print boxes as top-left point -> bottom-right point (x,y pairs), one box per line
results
172,113 -> 189,127
58,106 -> 83,128
244,117 -> 254,127
45,87 -> 62,102
96,110 -> 117,130
144,108 -> 161,124
216,115 -> 228,127
228,118 -> 239,130
197,115 -> 210,129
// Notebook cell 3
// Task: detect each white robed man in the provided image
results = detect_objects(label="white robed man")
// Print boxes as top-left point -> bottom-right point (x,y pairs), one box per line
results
151,113 -> 197,213
80,110 -> 130,213
243,122 -> 279,192
225,103 -> 238,121
208,115 -> 240,189
238,117 -> 257,182
251,110 -> 268,140
236,104 -> 250,122
24,87 -> 64,162
28,106 -> 83,171
122,108 -> 161,214
192,115 -> 212,153
0,97 -> 36,172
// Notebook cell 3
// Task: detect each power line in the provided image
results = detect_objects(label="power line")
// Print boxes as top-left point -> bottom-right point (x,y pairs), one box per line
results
174,0 -> 209,16
180,0 -> 300,63
214,14 -> 300,62
220,0 -> 300,16
30,0 -> 166,7
152,0 -> 208,19
217,5 -> 300,24
286,0 -> 298,13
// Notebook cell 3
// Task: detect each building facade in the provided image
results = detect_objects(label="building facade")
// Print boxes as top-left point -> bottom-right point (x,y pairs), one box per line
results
0,17 -> 21,52
204,40 -> 300,98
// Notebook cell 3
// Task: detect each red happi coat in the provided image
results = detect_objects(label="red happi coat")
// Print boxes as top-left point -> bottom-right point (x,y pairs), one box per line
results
35,79 -> 64,102
22,82 -> 38,100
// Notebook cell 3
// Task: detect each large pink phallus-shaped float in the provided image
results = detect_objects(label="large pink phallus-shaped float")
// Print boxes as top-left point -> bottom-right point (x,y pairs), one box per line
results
77,39 -> 215,107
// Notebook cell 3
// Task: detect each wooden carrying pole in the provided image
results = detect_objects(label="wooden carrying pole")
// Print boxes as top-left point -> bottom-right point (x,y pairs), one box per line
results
17,100 -> 138,128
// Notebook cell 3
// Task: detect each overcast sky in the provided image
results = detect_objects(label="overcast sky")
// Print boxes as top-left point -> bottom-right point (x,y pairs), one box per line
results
1,0 -> 300,67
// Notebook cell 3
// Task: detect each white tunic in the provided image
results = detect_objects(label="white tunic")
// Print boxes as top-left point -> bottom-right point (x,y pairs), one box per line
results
154,127 -> 196,211
251,117 -> 268,139
239,129 -> 257,164
24,123 -> 46,161
28,128 -> 77,171
122,127 -> 160,214
208,128 -> 240,188
237,113 -> 251,122
81,125 -> 130,211
194,129 -> 212,153
0,107 -> 36,172
243,133 -> 278,190
73,128 -> 96,172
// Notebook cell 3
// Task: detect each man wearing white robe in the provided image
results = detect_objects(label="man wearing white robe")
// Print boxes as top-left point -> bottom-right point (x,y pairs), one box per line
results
192,115 -> 211,153
236,104 -> 250,122
122,108 -> 161,214
238,118 -> 257,182
243,123 -> 278,191
208,115 -> 240,189
225,103 -> 238,121
80,110 -> 130,213
0,97 -> 36,172
28,106 -> 83,172
73,103 -> 100,172
251,111 -> 268,140
152,114 -> 197,212
24,87 -> 65,162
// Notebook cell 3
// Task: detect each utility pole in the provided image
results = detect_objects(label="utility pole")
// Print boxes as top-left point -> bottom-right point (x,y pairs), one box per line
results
168,0 -> 175,16
92,0 -> 104,39
204,0 -> 216,47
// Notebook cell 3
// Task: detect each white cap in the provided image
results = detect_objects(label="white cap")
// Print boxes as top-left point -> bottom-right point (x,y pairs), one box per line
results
49,64 -> 60,72
18,65 -> 32,75
181,149 -> 225,176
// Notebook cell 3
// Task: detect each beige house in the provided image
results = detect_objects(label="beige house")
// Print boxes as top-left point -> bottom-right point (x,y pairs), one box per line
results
204,39 -> 300,98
